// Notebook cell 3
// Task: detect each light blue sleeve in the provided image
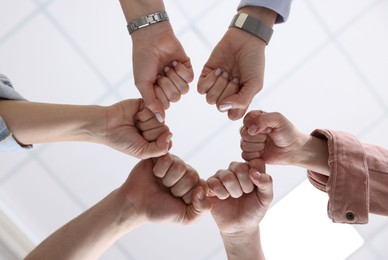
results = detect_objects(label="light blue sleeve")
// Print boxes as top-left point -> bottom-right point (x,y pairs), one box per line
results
0,73 -> 32,151
238,0 -> 293,23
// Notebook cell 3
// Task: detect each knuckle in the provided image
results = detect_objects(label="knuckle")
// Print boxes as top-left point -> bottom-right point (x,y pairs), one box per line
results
169,92 -> 181,103
162,177 -> 173,188
235,162 -> 249,174
206,94 -> 217,105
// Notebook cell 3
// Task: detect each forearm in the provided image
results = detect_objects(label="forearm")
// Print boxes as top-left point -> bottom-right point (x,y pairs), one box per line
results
287,134 -> 330,176
221,228 -> 264,260
0,100 -> 106,145
25,189 -> 141,260
119,0 -> 166,23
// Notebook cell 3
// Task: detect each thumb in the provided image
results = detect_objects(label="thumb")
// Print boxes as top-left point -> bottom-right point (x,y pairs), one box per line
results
249,169 -> 273,207
139,84 -> 166,123
227,108 -> 248,121
173,59 -> 194,83
244,111 -> 280,136
142,131 -> 172,158
187,185 -> 211,222
220,83 -> 259,110
248,158 -> 266,173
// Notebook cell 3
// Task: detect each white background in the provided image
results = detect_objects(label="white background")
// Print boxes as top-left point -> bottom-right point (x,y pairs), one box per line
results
1,0 -> 388,259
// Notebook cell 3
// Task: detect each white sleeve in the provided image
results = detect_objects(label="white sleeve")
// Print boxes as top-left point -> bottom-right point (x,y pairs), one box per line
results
238,0 -> 293,23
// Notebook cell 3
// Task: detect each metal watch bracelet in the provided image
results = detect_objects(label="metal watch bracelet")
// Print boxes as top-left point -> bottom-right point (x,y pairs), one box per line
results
127,10 -> 169,34
229,13 -> 273,45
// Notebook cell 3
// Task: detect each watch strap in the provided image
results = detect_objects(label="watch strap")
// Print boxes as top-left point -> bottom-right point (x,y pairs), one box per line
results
127,11 -> 169,34
229,13 -> 273,45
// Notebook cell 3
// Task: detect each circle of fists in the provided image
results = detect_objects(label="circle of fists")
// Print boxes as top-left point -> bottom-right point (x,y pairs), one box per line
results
125,105 -> 275,232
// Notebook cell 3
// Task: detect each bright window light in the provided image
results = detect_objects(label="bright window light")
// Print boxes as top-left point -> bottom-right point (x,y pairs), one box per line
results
261,180 -> 364,260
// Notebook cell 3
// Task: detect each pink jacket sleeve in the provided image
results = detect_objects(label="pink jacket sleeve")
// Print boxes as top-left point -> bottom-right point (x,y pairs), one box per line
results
307,129 -> 388,224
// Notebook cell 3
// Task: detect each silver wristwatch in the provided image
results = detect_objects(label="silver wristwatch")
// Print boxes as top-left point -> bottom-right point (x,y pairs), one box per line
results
229,13 -> 273,45
127,11 -> 169,34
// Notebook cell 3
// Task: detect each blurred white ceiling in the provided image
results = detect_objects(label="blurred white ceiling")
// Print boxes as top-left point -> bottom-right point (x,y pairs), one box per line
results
1,0 -> 388,259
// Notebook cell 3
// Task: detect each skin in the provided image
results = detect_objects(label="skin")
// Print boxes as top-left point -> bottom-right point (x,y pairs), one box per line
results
25,158 -> 210,260
23,105 -> 276,260
136,102 -> 274,259
241,111 -> 330,176
207,159 -> 273,260
24,99 -> 208,259
0,98 -> 172,159
198,6 -> 277,121
119,0 -> 194,122
135,105 -> 200,204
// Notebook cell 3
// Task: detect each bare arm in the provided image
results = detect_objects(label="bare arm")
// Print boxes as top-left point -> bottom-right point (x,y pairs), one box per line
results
119,0 -> 193,122
0,100 -> 105,145
0,99 -> 171,158
119,0 -> 166,22
25,189 -> 139,260
25,157 -> 209,260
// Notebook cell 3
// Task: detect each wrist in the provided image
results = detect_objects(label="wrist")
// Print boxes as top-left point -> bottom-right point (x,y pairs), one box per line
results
76,105 -> 108,144
114,188 -> 145,233
221,225 -> 260,240
221,227 -> 264,260
228,7 -> 276,46
290,135 -> 330,176
119,0 -> 166,24
130,19 -> 174,43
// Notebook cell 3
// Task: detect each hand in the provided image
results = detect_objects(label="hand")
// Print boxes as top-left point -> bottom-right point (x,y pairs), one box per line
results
120,157 -> 209,224
152,153 -> 204,204
241,111 -> 306,165
197,7 -> 277,121
207,159 -> 273,234
241,111 -> 330,175
131,22 -> 194,122
135,104 -> 173,150
103,99 -> 172,159
24,156 -> 209,260
197,28 -> 265,121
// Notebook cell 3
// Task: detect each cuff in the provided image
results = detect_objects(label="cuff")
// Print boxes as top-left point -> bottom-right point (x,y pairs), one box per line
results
237,0 -> 293,23
0,117 -> 32,151
307,129 -> 369,224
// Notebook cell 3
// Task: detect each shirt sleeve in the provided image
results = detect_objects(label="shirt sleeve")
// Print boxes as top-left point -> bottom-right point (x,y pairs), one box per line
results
0,73 -> 32,151
237,0 -> 293,23
307,129 -> 388,224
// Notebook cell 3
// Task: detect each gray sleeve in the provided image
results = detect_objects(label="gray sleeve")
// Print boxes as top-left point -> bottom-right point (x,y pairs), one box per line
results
0,74 -> 25,100
237,0 -> 293,23
0,73 -> 32,151
0,117 -> 32,151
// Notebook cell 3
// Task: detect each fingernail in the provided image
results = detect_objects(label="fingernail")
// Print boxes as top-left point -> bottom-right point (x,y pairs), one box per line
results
172,61 -> 177,67
215,68 -> 222,77
232,77 -> 240,84
165,133 -> 173,143
253,171 -> 261,180
197,188 -> 205,200
155,113 -> 164,123
248,126 -> 257,135
222,71 -> 229,78
164,66 -> 170,73
219,103 -> 233,112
